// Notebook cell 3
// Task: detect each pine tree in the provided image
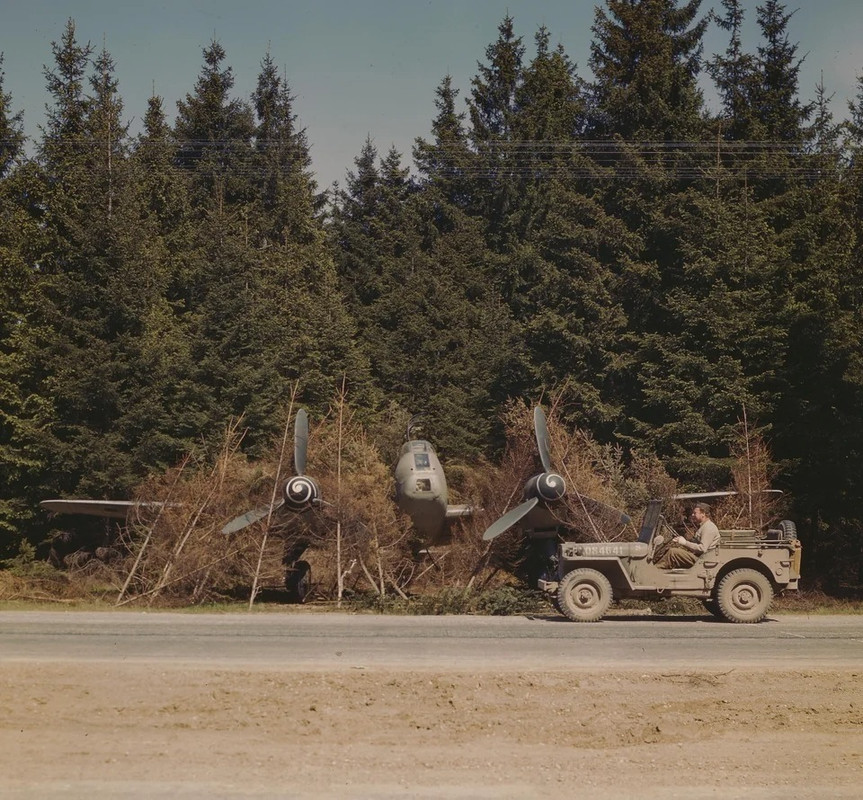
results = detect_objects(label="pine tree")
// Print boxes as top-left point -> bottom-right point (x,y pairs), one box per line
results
705,0 -> 760,141
752,0 -> 812,143
770,77 -> 862,584
174,39 -> 255,213
250,51 -> 320,247
467,15 -> 526,250
589,0 -> 707,140
0,53 -> 38,555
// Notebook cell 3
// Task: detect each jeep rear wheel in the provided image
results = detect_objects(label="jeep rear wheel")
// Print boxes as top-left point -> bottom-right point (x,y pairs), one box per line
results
717,568 -> 773,623
557,568 -> 612,623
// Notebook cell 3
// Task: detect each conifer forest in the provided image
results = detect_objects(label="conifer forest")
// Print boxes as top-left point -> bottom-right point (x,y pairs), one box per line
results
1,1 -> 862,597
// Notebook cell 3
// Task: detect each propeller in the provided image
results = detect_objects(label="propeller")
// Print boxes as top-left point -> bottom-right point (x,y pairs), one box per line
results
482,406 -> 630,541
483,498 -> 538,540
221,408 -> 321,535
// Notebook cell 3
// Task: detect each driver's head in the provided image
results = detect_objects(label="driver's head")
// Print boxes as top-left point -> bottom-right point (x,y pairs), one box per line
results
692,502 -> 711,523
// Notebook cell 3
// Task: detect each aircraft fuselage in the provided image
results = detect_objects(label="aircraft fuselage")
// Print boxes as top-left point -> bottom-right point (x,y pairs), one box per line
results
394,439 -> 448,541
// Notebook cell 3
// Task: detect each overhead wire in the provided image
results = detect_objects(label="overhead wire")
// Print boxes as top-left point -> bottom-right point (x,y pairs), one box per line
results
0,137 -> 849,181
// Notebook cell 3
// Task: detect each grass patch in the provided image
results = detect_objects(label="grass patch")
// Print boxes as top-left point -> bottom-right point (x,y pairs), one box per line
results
340,585 -> 553,616
772,588 -> 863,615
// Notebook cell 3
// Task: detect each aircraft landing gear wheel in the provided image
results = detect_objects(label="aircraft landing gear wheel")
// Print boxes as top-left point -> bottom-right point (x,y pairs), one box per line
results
285,560 -> 311,604
557,568 -> 612,622
717,568 -> 773,623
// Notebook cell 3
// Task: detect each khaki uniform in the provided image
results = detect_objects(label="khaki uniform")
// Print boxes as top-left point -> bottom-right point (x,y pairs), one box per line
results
656,519 -> 720,569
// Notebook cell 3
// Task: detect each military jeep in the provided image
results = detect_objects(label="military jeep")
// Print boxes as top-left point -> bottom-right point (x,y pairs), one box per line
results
538,499 -> 802,623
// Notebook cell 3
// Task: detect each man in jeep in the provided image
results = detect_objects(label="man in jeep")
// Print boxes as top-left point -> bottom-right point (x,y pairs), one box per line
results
655,502 -> 720,569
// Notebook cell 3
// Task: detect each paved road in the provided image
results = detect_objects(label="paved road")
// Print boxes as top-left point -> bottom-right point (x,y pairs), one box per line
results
1,610 -> 861,669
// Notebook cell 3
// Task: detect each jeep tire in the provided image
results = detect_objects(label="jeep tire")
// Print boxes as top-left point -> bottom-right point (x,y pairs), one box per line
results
717,568 -> 773,623
702,598 -> 722,618
557,568 -> 612,622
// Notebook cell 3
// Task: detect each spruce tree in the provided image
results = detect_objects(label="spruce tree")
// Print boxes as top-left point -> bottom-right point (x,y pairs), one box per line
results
0,54 -> 38,555
589,0 -> 707,140
495,26 -> 632,435
705,0 -> 760,141
251,52 -> 320,246
752,0 -> 812,143
587,1 -> 714,473
770,77 -> 862,584
3,21 -> 184,552
174,39 -> 255,215
467,15 -> 526,250
413,75 -> 476,212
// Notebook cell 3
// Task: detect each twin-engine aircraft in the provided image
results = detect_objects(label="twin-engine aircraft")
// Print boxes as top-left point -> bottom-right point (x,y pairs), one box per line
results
41,404 -> 766,601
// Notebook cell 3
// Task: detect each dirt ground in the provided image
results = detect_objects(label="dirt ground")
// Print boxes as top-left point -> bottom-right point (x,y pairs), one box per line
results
1,662 -> 861,798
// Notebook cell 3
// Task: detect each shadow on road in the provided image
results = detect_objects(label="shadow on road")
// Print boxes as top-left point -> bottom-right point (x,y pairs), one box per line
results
527,613 -> 779,624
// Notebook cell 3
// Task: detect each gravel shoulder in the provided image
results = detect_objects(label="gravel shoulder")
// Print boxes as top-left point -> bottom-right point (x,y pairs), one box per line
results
2,660 -> 862,798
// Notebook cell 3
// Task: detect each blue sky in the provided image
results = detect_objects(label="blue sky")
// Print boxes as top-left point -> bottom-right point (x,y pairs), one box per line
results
2,0 -> 862,189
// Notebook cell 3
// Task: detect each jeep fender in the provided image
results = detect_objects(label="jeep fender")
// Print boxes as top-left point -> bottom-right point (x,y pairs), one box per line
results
560,557 -> 636,592
714,558 -> 782,591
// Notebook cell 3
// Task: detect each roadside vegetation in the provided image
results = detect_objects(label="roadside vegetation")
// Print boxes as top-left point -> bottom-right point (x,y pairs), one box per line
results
9,395 -> 857,615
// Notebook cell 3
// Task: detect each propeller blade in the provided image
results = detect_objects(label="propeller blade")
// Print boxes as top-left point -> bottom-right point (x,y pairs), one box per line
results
578,494 -> 631,526
221,500 -> 285,535
483,497 -> 539,541
294,408 -> 309,475
533,406 -> 552,473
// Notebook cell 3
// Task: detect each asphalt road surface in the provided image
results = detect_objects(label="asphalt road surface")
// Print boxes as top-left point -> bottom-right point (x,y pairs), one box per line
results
2,610 -> 862,669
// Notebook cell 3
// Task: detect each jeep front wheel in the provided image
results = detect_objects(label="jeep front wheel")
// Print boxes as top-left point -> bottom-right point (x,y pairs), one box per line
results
557,568 -> 612,622
717,568 -> 773,623
702,598 -> 721,618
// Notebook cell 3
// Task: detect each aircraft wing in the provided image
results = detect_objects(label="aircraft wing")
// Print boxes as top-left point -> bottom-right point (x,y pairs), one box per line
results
671,490 -> 783,501
39,499 -> 167,519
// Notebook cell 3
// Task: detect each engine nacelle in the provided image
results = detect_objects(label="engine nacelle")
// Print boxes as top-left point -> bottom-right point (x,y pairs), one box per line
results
524,472 -> 566,503
283,475 -> 320,511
